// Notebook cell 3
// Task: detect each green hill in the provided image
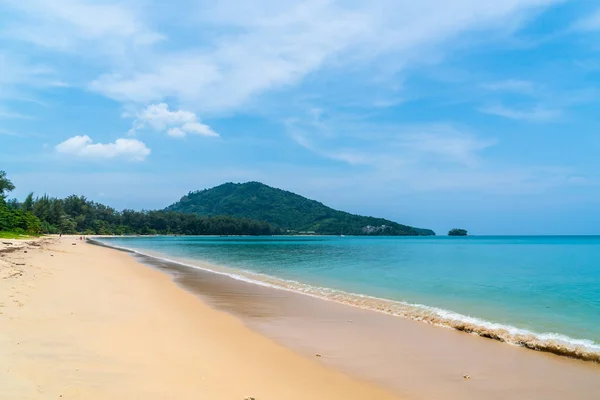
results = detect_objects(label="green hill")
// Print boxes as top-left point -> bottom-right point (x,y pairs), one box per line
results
166,182 -> 435,236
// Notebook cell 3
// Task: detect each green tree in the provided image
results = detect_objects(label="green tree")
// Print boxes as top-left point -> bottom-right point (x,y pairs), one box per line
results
59,216 -> 78,234
5,198 -> 20,210
22,192 -> 34,212
448,228 -> 468,236
0,202 -> 15,231
32,195 -> 53,227
0,170 -> 16,202
0,172 -> 41,234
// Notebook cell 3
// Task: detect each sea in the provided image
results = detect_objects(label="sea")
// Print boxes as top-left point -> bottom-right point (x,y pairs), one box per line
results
96,235 -> 600,362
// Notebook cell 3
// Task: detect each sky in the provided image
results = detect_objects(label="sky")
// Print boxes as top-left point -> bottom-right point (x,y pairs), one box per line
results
1,0 -> 600,235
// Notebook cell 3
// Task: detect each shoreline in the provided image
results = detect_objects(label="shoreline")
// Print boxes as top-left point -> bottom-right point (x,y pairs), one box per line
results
91,237 -> 600,364
0,236 -> 398,399
89,237 -> 600,399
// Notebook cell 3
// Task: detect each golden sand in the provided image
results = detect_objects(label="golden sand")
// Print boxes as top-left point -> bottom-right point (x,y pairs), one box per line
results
0,236 -> 397,399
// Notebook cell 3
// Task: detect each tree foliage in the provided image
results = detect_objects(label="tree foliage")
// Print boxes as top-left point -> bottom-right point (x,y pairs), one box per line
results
448,228 -> 468,236
22,192 -> 34,212
167,182 -> 435,236
0,171 -> 41,234
0,170 -> 16,201
4,194 -> 278,235
0,201 -> 41,234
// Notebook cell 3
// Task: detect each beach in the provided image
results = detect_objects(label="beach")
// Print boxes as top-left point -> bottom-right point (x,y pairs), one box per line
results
0,236 -> 396,399
1,236 -> 600,399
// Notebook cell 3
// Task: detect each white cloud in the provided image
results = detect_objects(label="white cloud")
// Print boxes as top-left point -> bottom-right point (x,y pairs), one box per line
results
167,128 -> 186,138
55,135 -> 150,161
0,0 -> 563,116
181,122 -> 218,137
479,104 -> 561,121
135,103 -> 196,130
482,79 -> 536,94
128,103 -> 219,138
2,0 -> 162,56
85,0 -> 559,112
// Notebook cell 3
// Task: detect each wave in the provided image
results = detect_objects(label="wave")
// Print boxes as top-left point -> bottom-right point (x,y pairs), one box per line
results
90,238 -> 600,363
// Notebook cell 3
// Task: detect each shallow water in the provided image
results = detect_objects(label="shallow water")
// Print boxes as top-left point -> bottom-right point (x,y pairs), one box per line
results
98,235 -> 600,361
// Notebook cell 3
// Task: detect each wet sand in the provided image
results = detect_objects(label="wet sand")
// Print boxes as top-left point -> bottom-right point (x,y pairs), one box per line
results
133,251 -> 600,400
0,236 -> 397,399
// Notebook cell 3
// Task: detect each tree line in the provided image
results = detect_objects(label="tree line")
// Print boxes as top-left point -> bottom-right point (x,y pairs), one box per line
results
0,171 -> 279,236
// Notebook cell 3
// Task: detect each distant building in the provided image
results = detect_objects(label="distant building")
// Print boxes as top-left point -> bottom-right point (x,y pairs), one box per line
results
362,225 -> 389,234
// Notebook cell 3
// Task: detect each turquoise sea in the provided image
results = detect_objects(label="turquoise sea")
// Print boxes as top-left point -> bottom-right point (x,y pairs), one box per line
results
97,235 -> 600,361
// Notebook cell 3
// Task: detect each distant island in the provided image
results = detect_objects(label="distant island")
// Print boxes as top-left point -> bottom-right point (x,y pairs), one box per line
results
167,182 -> 435,236
1,171 -> 434,236
448,229 -> 468,236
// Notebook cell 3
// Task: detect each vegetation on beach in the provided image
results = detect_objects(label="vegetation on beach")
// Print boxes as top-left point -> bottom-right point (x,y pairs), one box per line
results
10,195 -> 278,236
0,171 -> 276,236
0,203 -> 42,235
0,231 -> 40,239
0,171 -> 41,235
448,228 -> 468,236
0,170 -> 16,201
167,182 -> 435,236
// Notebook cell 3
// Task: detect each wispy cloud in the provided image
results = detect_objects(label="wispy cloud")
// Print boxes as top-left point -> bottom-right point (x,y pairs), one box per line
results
0,109 -> 33,119
287,109 -> 496,171
482,79 -> 536,95
0,128 -> 20,136
0,53 -> 59,89
0,52 -> 69,110
82,0 -> 561,113
55,135 -> 151,161
282,105 -> 594,196
288,123 -> 580,195
396,131 -> 497,166
2,0 -> 162,55
572,8 -> 600,31
479,104 -> 561,121
0,0 -> 565,125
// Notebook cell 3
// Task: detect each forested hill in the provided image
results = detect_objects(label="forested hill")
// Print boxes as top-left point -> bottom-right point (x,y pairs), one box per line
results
166,182 -> 435,236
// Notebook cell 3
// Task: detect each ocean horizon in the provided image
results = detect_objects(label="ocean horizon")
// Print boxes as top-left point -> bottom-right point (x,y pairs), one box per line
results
97,235 -> 600,362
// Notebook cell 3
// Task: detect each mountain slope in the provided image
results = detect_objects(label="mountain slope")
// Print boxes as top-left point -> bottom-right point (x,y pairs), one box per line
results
166,182 -> 435,236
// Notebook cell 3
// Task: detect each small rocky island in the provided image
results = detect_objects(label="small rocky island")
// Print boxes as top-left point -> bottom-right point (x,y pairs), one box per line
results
448,228 -> 468,236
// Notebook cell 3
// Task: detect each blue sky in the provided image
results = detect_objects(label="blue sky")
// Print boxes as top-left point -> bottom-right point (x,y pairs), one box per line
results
1,0 -> 600,235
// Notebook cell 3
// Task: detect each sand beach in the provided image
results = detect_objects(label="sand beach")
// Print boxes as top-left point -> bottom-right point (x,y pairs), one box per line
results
1,236 -> 600,399
0,236 -> 396,399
